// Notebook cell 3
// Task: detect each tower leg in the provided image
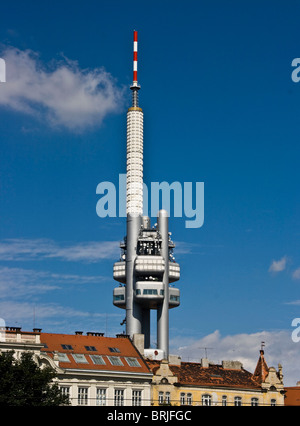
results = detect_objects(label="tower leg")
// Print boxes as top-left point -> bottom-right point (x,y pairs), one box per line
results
126,213 -> 142,337
157,209 -> 169,359
142,309 -> 151,348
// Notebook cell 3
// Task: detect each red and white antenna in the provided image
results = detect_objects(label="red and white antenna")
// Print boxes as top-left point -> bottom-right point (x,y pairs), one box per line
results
133,30 -> 138,85
131,30 -> 140,106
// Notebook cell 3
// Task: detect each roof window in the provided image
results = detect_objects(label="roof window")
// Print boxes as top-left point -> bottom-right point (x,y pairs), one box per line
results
90,355 -> 106,365
108,347 -> 120,353
125,357 -> 141,367
85,345 -> 97,351
108,356 -> 123,366
61,344 -> 73,350
72,354 -> 88,364
57,353 -> 71,362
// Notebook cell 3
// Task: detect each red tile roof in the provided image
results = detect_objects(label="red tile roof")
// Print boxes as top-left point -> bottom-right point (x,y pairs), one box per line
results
253,350 -> 269,384
147,360 -> 261,390
284,386 -> 300,406
40,332 -> 151,374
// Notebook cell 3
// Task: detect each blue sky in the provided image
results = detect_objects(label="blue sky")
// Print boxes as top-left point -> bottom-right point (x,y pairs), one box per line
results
0,1 -> 300,384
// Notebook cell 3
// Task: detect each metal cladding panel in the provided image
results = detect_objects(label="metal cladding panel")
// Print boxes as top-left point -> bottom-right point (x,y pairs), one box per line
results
169,262 -> 180,282
135,255 -> 165,275
126,109 -> 144,216
113,261 -> 126,283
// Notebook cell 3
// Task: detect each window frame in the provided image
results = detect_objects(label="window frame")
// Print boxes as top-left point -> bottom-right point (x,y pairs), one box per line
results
114,388 -> 124,406
132,389 -> 142,406
96,388 -> 107,406
234,396 -> 242,406
108,355 -> 124,366
72,353 -> 89,364
78,387 -> 89,406
251,397 -> 259,406
125,357 -> 141,367
90,354 -> 106,365
202,394 -> 212,406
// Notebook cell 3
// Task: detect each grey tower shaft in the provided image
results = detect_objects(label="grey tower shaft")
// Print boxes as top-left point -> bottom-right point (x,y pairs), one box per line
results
157,210 -> 169,357
125,213 -> 142,336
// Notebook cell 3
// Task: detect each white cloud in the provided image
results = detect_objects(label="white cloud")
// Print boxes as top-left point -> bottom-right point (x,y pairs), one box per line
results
292,268 -> 300,280
170,329 -> 300,386
0,300 -> 123,336
269,256 -> 287,273
0,47 -> 125,131
0,238 -> 119,262
0,300 -> 121,324
0,266 -> 108,300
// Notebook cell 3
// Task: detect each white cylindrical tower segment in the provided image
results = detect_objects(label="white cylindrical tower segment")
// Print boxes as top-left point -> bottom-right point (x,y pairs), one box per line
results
126,106 -> 143,215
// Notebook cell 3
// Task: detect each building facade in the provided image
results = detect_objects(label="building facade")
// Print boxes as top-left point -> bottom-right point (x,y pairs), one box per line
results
0,327 -> 152,406
146,349 -> 285,406
0,327 -> 286,406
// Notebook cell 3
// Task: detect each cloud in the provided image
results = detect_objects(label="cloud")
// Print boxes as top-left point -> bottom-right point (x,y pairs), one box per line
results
0,300 -> 120,321
170,329 -> 300,386
0,238 -> 119,262
268,256 -> 287,273
0,266 -> 108,300
292,268 -> 300,280
0,300 -> 123,336
0,47 -> 125,131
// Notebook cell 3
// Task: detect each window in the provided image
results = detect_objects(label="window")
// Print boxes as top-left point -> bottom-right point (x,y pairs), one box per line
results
72,353 -> 88,364
180,393 -> 186,405
57,353 -> 71,362
234,396 -> 242,406
114,389 -> 124,406
170,295 -> 180,302
187,393 -> 192,406
158,391 -> 164,405
251,397 -> 259,406
85,345 -> 97,351
165,392 -> 170,404
270,399 -> 276,406
109,347 -> 121,353
61,344 -> 73,350
202,394 -> 212,406
125,357 -> 141,367
114,294 -> 125,301
96,388 -> 107,406
78,387 -> 88,406
90,354 -> 106,365
136,289 -> 141,295
143,289 -> 158,295
59,386 -> 70,397
108,356 -> 124,366
222,395 -> 227,406
132,390 -> 142,406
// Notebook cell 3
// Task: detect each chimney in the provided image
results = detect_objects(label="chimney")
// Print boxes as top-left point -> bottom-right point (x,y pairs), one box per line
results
201,358 -> 209,368
133,333 -> 145,356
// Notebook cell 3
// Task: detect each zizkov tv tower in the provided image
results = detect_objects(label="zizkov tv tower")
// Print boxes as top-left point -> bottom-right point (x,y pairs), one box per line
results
113,31 -> 180,359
